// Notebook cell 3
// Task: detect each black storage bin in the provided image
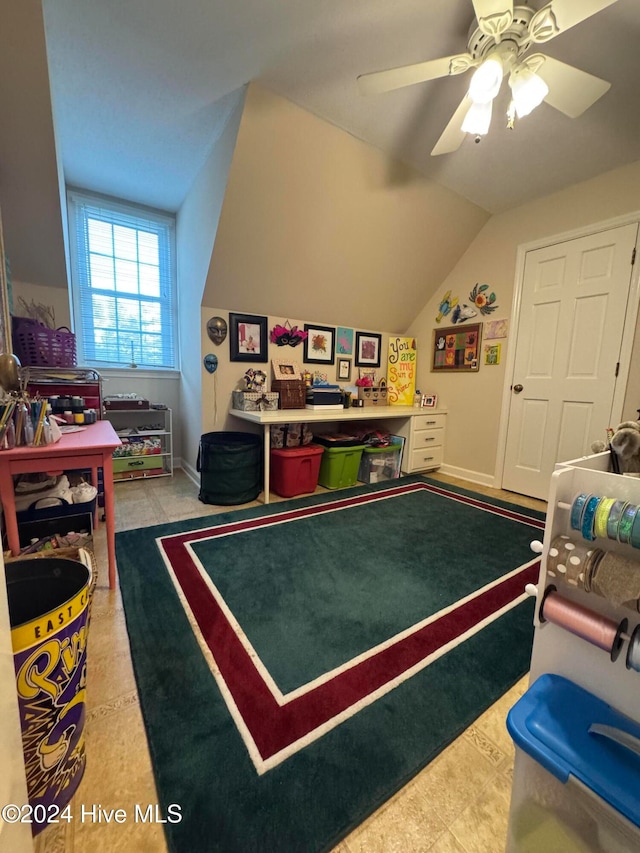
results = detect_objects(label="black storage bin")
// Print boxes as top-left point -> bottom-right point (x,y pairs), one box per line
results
16,497 -> 96,548
197,431 -> 262,505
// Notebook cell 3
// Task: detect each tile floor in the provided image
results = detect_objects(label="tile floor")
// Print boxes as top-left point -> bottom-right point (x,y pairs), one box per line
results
33,470 -> 546,853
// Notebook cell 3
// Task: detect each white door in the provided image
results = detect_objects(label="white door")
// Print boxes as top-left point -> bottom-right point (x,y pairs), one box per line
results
502,223 -> 638,500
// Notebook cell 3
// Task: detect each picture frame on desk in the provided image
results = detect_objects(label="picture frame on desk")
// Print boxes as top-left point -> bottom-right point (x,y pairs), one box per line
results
272,358 -> 302,380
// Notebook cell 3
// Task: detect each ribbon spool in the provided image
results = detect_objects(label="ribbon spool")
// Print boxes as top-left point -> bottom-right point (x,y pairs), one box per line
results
546,535 -> 599,588
626,625 -> 640,673
539,587 -> 628,662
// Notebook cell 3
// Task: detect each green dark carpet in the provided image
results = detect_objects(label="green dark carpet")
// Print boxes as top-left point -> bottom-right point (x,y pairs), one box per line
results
116,475 -> 545,852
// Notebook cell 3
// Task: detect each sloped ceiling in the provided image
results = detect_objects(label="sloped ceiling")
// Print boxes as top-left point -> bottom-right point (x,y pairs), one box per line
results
1,1 -> 640,306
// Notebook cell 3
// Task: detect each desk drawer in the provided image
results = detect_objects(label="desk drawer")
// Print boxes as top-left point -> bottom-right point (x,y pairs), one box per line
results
413,413 -> 446,431
409,446 -> 443,471
412,427 -> 444,450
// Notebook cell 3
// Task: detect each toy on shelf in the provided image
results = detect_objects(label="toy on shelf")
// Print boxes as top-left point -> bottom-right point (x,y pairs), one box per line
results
591,421 -> 640,474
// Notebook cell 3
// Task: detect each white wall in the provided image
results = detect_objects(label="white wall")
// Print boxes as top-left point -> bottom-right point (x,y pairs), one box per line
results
407,159 -> 640,485
11,279 -> 71,330
204,84 -> 489,334
177,89 -> 246,480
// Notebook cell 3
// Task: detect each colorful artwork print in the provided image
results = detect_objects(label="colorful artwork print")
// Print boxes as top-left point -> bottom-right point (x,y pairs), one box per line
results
355,332 -> 382,367
484,343 -> 502,365
387,336 -> 417,406
485,318 -> 508,339
303,324 -> 335,364
432,323 -> 481,372
336,327 -> 353,355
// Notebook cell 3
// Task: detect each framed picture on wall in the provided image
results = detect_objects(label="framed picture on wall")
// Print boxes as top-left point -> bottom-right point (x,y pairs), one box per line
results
432,323 -> 481,372
355,331 -> 382,367
229,313 -> 268,362
336,357 -> 352,382
303,324 -> 335,364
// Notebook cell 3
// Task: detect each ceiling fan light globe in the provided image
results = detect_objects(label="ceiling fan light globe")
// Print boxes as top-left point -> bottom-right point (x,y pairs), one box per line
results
468,57 -> 504,103
509,68 -> 549,118
461,99 -> 493,135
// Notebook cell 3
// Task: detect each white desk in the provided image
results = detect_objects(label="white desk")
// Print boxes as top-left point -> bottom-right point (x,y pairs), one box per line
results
229,405 -> 441,503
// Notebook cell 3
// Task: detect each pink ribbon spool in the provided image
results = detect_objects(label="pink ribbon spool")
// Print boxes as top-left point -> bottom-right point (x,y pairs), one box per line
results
541,588 -> 627,661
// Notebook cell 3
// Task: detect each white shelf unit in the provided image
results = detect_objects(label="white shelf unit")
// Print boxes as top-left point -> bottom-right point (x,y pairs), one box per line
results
103,407 -> 173,482
506,452 -> 640,852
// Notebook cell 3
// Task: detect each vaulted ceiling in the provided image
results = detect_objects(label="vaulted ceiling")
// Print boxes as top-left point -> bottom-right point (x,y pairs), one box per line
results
1,0 -> 640,296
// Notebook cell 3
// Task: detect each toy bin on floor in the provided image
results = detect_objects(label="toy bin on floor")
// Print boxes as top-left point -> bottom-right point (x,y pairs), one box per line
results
358,442 -> 402,484
198,431 -> 262,505
317,444 -> 365,490
270,444 -> 324,497
506,673 -> 640,853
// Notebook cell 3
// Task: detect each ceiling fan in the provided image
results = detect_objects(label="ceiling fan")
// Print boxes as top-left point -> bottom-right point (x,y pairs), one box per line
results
357,0 -> 619,155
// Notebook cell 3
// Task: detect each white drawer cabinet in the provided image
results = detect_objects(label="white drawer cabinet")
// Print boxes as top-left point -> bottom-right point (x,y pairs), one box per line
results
380,411 -> 446,474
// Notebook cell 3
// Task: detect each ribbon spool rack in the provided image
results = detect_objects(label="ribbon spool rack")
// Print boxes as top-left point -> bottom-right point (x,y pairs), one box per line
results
531,484 -> 640,675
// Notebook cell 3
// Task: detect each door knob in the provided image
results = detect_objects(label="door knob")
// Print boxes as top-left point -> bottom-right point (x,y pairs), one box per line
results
513,384 -> 523,393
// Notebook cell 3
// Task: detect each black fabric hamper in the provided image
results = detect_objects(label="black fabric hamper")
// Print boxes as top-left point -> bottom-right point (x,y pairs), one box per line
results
197,431 -> 262,505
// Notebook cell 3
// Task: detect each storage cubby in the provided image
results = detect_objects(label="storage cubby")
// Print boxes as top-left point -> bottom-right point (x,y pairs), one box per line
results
103,407 -> 173,482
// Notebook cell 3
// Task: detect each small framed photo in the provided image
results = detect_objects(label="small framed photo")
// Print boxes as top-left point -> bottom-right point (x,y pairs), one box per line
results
229,313 -> 268,362
272,359 -> 302,380
336,357 -> 352,382
422,394 -> 438,408
355,331 -> 382,367
304,324 -> 335,364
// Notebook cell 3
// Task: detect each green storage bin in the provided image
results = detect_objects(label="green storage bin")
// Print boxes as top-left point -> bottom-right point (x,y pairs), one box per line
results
113,455 -> 162,473
317,444 -> 365,490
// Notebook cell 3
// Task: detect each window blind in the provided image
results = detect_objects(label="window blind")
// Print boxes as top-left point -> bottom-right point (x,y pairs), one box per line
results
68,190 -> 177,369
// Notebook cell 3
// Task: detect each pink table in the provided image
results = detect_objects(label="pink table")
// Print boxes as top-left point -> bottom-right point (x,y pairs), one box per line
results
0,420 -> 121,589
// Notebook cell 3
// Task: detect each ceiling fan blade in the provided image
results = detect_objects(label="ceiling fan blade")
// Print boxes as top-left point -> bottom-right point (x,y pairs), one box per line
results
532,54 -> 611,118
471,0 -> 514,39
357,53 -> 476,95
529,0 -> 620,43
431,96 -> 473,156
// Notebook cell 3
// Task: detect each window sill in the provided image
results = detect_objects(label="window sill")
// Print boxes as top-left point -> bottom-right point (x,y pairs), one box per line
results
96,367 -> 181,380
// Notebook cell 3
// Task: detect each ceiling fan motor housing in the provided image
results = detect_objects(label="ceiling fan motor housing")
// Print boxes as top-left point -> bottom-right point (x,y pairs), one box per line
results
466,5 -> 535,63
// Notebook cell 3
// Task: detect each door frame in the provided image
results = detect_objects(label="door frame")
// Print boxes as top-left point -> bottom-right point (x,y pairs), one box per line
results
495,211 -> 640,492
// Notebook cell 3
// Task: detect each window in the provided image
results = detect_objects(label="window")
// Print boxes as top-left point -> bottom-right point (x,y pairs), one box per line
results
68,190 -> 177,370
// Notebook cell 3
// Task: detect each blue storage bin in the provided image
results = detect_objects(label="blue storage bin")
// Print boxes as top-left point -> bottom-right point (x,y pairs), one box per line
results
506,673 -> 640,852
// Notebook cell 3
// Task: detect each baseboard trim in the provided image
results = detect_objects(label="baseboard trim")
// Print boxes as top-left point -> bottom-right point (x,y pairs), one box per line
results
181,460 -> 198,486
438,464 -> 497,489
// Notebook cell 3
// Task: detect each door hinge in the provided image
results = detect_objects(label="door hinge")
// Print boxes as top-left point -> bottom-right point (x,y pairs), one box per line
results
615,362 -> 620,377
632,247 -> 636,265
